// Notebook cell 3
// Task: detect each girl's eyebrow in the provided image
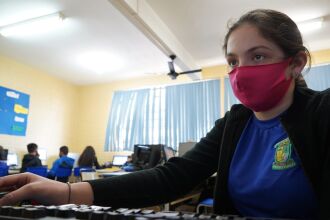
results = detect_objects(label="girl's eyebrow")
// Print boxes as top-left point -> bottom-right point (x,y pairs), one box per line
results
226,45 -> 272,58
246,46 -> 272,53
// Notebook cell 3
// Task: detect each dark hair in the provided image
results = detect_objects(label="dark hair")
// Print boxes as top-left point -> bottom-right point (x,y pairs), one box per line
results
78,146 -> 97,167
60,146 -> 69,155
223,9 -> 310,87
27,143 -> 38,153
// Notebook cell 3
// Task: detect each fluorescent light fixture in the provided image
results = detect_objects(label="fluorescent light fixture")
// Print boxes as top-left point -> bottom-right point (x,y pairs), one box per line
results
0,12 -> 64,37
77,51 -> 124,74
297,17 -> 323,33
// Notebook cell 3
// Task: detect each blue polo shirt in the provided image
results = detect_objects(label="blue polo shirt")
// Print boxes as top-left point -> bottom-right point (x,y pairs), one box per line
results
48,155 -> 75,177
228,114 -> 318,219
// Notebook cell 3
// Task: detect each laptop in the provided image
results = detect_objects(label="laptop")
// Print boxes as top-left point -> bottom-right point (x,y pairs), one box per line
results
112,155 -> 129,167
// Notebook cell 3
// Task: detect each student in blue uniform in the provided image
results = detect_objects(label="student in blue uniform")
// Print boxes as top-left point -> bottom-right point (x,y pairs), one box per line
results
0,9 -> 330,219
0,146 -> 9,176
47,146 -> 75,179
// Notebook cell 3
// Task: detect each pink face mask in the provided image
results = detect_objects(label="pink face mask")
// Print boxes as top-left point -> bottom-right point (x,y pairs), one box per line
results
229,59 -> 292,112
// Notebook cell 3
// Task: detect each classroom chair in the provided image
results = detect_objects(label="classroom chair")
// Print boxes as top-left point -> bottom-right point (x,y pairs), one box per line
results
196,198 -> 214,214
73,166 -> 93,182
0,164 -> 9,177
73,166 -> 93,176
55,167 -> 72,183
26,166 -> 48,177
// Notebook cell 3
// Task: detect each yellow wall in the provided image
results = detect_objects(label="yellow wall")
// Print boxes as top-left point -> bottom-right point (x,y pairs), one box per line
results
311,49 -> 330,65
1,49 -> 329,166
0,56 -> 79,166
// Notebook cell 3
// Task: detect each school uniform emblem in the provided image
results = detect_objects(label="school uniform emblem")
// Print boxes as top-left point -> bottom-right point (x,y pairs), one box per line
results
272,138 -> 296,170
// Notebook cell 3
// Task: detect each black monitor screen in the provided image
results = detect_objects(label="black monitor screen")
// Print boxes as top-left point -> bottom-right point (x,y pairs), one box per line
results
134,145 -> 151,165
133,144 -> 162,169
0,149 -> 8,161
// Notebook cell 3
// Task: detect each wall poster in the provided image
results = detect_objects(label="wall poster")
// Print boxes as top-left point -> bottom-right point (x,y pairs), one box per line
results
0,85 -> 30,136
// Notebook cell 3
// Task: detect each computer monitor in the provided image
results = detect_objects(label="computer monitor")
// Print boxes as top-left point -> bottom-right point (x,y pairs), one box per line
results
7,153 -> 18,166
112,155 -> 128,166
133,144 -> 162,170
68,152 -> 80,167
178,141 -> 197,156
0,149 -> 8,161
38,148 -> 47,161
163,146 -> 176,161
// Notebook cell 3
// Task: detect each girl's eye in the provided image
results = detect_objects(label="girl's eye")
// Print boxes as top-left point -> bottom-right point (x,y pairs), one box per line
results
228,59 -> 238,67
254,54 -> 265,61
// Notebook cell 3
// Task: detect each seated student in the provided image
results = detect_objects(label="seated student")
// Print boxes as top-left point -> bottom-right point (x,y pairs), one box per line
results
0,146 -> 8,172
47,146 -> 75,179
20,143 -> 42,173
0,146 -> 7,164
77,146 -> 101,169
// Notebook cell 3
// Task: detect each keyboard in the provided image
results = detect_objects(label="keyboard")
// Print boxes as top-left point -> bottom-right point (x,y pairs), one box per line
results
0,204 -> 296,220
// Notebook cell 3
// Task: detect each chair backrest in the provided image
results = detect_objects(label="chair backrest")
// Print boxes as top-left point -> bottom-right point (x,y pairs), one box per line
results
197,198 -> 214,214
74,166 -> 93,177
55,167 -> 72,178
26,166 -> 48,177
0,164 -> 8,177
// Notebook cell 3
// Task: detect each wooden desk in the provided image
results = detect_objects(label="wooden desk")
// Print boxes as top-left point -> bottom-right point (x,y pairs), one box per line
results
96,168 -> 130,178
96,167 -> 122,173
98,171 -> 130,178
164,174 -> 216,211
164,191 -> 201,211
8,169 -> 20,175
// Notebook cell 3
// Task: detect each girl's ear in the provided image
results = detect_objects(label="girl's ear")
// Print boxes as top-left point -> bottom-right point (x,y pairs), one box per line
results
290,51 -> 307,78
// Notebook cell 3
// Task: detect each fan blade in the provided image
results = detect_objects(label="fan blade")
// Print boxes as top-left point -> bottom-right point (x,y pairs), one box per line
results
180,69 -> 202,74
168,61 -> 175,73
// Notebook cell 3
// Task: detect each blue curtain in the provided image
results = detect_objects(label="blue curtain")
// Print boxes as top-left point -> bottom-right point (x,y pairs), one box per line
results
105,80 -> 220,151
224,77 -> 240,112
304,64 -> 330,91
164,80 -> 220,150
104,88 -> 154,151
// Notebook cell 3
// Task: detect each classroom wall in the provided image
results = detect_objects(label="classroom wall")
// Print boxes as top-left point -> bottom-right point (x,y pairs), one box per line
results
312,49 -> 330,65
0,55 -> 79,166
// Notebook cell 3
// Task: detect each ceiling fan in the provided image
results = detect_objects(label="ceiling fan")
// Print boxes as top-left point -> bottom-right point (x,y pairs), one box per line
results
167,55 -> 202,80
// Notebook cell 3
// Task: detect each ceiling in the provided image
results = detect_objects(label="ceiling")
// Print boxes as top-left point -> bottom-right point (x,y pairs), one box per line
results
0,0 -> 329,85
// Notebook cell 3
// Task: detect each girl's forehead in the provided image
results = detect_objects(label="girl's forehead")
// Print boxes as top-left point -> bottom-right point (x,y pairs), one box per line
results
227,24 -> 279,55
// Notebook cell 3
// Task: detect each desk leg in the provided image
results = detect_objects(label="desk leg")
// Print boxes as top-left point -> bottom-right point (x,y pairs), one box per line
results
164,203 -> 170,211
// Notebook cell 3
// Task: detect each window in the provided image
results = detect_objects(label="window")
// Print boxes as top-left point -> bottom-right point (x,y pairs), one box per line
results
105,80 -> 220,151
